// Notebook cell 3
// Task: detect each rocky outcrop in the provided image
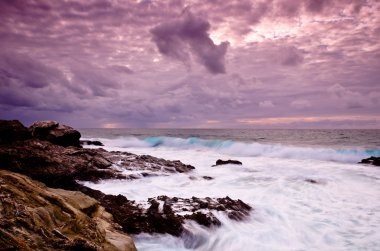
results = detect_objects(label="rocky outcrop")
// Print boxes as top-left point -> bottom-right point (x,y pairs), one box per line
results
0,139 -> 125,189
0,120 -> 31,144
29,120 -> 81,147
0,170 -> 136,251
359,156 -> 380,166
76,186 -> 252,237
108,151 -> 195,178
0,119 -> 252,239
213,159 -> 243,166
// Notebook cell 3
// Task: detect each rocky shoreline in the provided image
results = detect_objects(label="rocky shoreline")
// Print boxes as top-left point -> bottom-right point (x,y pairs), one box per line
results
0,120 -> 252,250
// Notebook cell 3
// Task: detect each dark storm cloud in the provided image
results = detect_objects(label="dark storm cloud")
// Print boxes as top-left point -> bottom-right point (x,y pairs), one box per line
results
0,53 -> 64,89
151,12 -> 229,74
0,0 -> 379,128
279,46 -> 305,66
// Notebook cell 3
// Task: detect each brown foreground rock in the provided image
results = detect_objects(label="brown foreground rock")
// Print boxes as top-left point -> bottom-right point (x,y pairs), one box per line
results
0,170 -> 136,251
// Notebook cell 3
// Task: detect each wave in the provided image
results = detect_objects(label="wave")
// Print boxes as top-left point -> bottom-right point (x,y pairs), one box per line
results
105,136 -> 380,163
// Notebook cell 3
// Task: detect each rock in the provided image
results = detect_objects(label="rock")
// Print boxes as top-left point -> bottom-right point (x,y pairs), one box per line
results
305,178 -> 318,184
213,159 -> 243,166
0,120 -> 31,144
29,120 -> 81,147
359,156 -> 380,166
0,170 -> 137,251
77,186 -> 253,237
80,140 -> 104,146
0,139 -> 125,189
202,176 -> 213,180
110,152 -> 195,175
0,119 -> 252,238
185,212 -> 221,227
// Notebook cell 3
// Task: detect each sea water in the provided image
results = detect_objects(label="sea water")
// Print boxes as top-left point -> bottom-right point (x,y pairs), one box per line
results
80,129 -> 380,251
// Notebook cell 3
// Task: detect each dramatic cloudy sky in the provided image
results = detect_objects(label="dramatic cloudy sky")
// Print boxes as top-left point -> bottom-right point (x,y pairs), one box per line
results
1,0 -> 379,128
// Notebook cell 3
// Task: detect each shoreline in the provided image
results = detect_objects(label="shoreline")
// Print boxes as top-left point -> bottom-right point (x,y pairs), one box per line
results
0,120 -> 252,250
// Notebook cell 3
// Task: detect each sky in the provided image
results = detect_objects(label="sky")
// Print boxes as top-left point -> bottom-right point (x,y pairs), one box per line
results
0,0 -> 379,128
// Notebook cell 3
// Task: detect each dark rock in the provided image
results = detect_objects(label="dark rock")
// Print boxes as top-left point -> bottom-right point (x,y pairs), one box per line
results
202,176 -> 213,180
111,152 -> 195,175
0,120 -> 31,144
185,212 -> 221,227
0,120 -> 252,238
29,121 -> 81,147
80,140 -> 104,146
0,139 -> 124,189
213,159 -> 242,166
359,156 -> 380,166
305,178 -> 318,184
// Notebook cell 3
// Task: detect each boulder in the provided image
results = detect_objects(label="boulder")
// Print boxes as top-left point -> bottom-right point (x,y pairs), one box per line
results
359,156 -> 380,166
213,159 -> 243,166
29,121 -> 81,147
0,120 -> 31,144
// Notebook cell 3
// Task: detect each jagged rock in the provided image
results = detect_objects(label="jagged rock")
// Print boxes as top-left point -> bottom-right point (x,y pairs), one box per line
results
213,159 -> 243,166
0,120 -> 31,144
29,120 -> 81,147
109,151 -> 195,176
77,186 -> 253,237
0,170 -> 137,251
359,156 -> 380,166
0,119 -> 252,238
0,139 -> 125,189
80,140 -> 104,146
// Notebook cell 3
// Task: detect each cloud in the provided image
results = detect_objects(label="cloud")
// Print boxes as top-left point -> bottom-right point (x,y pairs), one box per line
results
0,52 -> 64,89
150,12 -> 229,74
279,46 -> 305,66
108,65 -> 134,74
259,100 -> 275,108
0,0 -> 379,128
327,83 -> 374,109
290,99 -> 311,109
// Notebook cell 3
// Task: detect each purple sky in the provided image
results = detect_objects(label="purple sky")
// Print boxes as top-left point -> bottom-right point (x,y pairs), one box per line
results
0,0 -> 379,128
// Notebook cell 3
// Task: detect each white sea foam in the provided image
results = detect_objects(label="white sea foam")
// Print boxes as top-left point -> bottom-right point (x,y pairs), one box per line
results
83,144 -> 380,251
88,136 -> 379,163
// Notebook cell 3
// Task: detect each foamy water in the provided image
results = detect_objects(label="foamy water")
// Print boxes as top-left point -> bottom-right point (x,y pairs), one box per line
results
81,130 -> 380,251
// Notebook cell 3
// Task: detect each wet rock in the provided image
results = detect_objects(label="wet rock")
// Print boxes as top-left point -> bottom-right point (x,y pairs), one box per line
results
0,120 -> 251,238
213,159 -> 242,166
185,212 -> 221,227
0,139 -> 124,189
305,178 -> 319,184
80,140 -> 104,146
109,152 -> 195,175
359,156 -> 380,166
77,186 -> 185,237
0,120 -> 31,144
29,120 -> 81,147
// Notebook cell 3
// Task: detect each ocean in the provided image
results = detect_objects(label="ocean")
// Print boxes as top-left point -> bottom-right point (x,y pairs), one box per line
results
80,129 -> 380,251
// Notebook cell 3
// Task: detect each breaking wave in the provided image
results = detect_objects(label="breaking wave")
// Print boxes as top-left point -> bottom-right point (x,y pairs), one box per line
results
104,136 -> 379,163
